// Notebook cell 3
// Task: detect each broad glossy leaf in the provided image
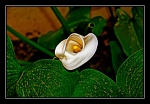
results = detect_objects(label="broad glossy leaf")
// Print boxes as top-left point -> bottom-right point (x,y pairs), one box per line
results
116,49 -> 144,97
73,69 -> 123,97
16,59 -> 79,97
6,35 -> 22,97
65,7 -> 91,23
114,9 -> 142,56
109,41 -> 126,74
91,16 -> 107,36
131,7 -> 144,47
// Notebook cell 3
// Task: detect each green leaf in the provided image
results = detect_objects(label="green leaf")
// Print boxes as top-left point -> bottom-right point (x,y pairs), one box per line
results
109,41 -> 126,74
6,35 -> 22,97
65,7 -> 91,23
73,69 -> 123,97
37,7 -> 93,50
73,16 -> 107,37
37,30 -> 66,50
73,20 -> 94,36
131,7 -> 144,47
114,9 -> 142,56
116,48 -> 144,97
16,59 -> 79,97
37,20 -> 93,50
90,16 -> 107,36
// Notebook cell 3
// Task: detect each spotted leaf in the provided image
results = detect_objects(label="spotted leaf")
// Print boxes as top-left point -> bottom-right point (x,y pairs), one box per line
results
116,48 -> 144,97
16,59 -> 79,97
73,69 -> 123,97
6,34 -> 22,97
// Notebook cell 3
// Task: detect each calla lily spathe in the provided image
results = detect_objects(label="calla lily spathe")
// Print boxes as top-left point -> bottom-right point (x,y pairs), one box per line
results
55,33 -> 98,70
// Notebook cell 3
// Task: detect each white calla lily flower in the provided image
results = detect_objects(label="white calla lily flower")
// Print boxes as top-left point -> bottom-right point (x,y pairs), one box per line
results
55,33 -> 98,70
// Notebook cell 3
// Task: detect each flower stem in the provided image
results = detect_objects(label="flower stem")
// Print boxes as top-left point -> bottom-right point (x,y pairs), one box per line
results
107,7 -> 117,26
7,25 -> 55,58
50,7 -> 71,35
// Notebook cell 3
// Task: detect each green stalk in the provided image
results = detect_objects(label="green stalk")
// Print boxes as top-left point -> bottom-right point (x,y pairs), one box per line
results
7,25 -> 55,58
51,7 -> 71,35
108,7 -> 115,19
108,7 -> 116,26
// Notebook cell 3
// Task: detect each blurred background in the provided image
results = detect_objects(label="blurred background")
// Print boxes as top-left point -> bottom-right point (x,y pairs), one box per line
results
6,6 -> 132,80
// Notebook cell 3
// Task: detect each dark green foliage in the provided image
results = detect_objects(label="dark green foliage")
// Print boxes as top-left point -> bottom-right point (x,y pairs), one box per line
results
7,35 -> 22,97
109,41 -> 126,74
131,7 -> 144,47
111,7 -> 144,75
73,21 -> 94,36
116,49 -> 144,97
73,69 -> 122,97
37,7 -> 107,50
6,7 -> 144,98
90,16 -> 107,36
65,7 -> 91,23
7,34 -> 144,97
37,30 -> 66,50
114,7 -> 143,56
16,59 -> 79,97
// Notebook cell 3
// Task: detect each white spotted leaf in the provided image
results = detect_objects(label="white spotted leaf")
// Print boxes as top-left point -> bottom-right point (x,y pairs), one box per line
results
7,35 -> 22,97
116,49 -> 144,97
73,69 -> 123,97
16,59 -> 79,97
